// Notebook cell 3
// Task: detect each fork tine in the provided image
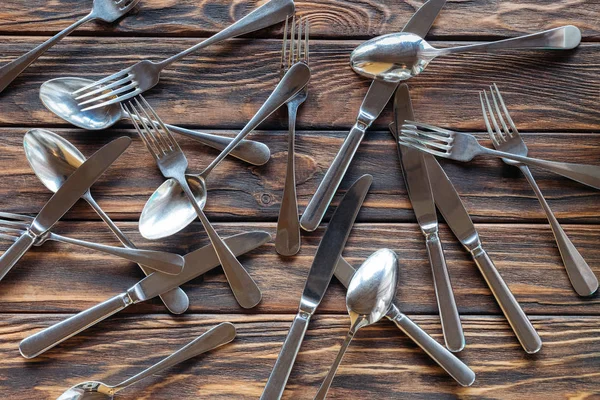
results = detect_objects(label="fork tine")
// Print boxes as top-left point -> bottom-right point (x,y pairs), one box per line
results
399,137 -> 449,158
405,120 -> 453,138
0,225 -> 27,235
489,85 -> 512,138
480,91 -> 501,146
0,212 -> 34,222
410,127 -> 453,143
81,88 -> 142,112
133,96 -> 170,155
138,96 -> 181,153
289,15 -> 296,66
492,83 -> 519,135
280,16 -> 289,74
73,75 -> 132,101
78,81 -> 137,107
296,18 -> 302,63
304,19 -> 309,64
124,100 -> 161,161
0,232 -> 19,242
482,89 -> 506,144
72,68 -> 131,95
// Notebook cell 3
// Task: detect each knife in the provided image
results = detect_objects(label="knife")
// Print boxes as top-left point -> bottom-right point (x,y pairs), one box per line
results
333,257 -> 475,386
0,136 -> 131,282
19,231 -> 271,359
299,0 -> 447,232
391,84 -> 464,352
423,155 -> 542,354
261,174 -> 372,400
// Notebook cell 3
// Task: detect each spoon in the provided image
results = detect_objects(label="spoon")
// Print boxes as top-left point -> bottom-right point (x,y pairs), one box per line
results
23,129 -> 189,315
0,0 -> 140,93
139,62 -> 311,239
350,25 -> 581,82
314,248 -> 399,400
39,77 -> 271,166
56,322 -> 236,400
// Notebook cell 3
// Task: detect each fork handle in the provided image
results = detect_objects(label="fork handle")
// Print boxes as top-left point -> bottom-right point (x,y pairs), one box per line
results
484,148 -> 600,190
519,165 -> 598,296
0,12 -> 95,93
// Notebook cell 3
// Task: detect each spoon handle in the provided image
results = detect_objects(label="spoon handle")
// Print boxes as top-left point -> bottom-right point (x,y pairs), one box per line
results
386,306 -> 476,387
0,13 -> 95,93
111,322 -> 236,393
313,329 -> 357,400
82,192 -> 190,315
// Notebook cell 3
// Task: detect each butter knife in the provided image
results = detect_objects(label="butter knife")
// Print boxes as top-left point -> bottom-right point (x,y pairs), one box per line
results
391,84 -> 464,352
334,257 -> 475,386
0,136 -> 132,282
261,174 -> 372,400
300,0 -> 447,232
19,230 -> 271,359
424,156 -> 542,354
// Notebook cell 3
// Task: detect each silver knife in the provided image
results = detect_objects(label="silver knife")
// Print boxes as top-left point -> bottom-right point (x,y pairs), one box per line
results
299,0 -> 447,232
423,155 -> 542,354
19,231 -> 271,359
391,84 -> 464,352
333,257 -> 475,386
261,174 -> 372,400
0,136 -> 132,282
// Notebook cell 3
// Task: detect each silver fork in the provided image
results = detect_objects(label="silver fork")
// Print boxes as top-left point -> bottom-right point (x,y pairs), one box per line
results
398,121 -> 600,190
72,0 -> 294,111
0,212 -> 184,275
275,16 -> 309,257
480,84 -> 598,296
124,95 -> 262,308
0,0 -> 140,93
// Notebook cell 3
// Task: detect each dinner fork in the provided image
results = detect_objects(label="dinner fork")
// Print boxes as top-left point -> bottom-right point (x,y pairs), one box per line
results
275,16 -> 309,256
480,84 -> 598,296
124,95 -> 262,308
0,0 -> 140,93
398,122 -> 600,190
0,212 -> 183,275
73,0 -> 294,111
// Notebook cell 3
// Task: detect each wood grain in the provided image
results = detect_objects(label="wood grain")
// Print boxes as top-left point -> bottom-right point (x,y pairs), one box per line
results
0,0 -> 598,40
1,314 -> 599,399
0,38 -> 597,131
0,221 -> 598,315
0,129 -> 599,223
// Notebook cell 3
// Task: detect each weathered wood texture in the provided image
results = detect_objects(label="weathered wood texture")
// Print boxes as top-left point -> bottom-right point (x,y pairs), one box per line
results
1,314 -> 599,399
1,0 -> 599,39
0,38 -> 597,131
0,129 -> 599,223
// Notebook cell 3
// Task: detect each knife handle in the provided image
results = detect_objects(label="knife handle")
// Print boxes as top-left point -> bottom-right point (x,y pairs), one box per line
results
387,305 -> 475,387
425,232 -> 465,352
19,293 -> 130,358
471,247 -> 542,354
0,232 -> 35,281
260,311 -> 311,400
300,125 -> 365,232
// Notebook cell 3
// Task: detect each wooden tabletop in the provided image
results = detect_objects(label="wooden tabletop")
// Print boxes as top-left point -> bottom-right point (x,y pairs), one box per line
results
1,0 -> 599,398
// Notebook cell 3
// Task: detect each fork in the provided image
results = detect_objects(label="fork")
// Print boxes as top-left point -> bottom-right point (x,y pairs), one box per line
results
0,0 -> 140,93
0,212 -> 183,275
72,0 -> 294,111
480,84 -> 598,296
124,95 -> 262,309
398,122 -> 600,190
275,16 -> 309,257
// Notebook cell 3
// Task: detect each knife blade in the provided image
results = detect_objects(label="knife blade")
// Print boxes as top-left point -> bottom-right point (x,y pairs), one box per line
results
0,136 -> 131,282
261,174 -> 372,400
392,84 -> 464,352
299,0 -> 447,232
333,257 -> 475,386
19,231 -> 271,359
423,155 -> 542,354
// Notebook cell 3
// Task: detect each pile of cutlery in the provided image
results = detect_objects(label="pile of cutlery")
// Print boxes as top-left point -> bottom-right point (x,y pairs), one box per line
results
0,0 -> 597,397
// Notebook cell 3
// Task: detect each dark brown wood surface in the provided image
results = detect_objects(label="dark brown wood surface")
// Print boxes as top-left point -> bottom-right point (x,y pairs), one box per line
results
0,0 -> 598,399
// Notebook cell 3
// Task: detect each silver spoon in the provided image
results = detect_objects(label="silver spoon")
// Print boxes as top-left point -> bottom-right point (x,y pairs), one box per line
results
56,322 -> 236,400
314,249 -> 399,400
350,25 -> 581,82
139,62 -> 311,240
39,77 -> 270,166
23,129 -> 189,315
0,0 -> 140,94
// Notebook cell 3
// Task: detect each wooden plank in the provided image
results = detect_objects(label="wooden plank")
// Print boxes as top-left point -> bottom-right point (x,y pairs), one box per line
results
0,0 -> 598,40
0,128 -> 598,223
0,38 -> 597,131
1,313 -> 599,399
0,222 -> 598,315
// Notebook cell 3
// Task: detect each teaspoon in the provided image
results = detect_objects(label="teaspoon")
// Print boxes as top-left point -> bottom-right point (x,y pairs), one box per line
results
350,25 -> 581,82
314,249 -> 399,399
39,77 -> 271,166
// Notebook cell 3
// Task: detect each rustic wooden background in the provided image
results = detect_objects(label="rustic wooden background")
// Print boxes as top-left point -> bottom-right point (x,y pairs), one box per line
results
0,0 -> 599,398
